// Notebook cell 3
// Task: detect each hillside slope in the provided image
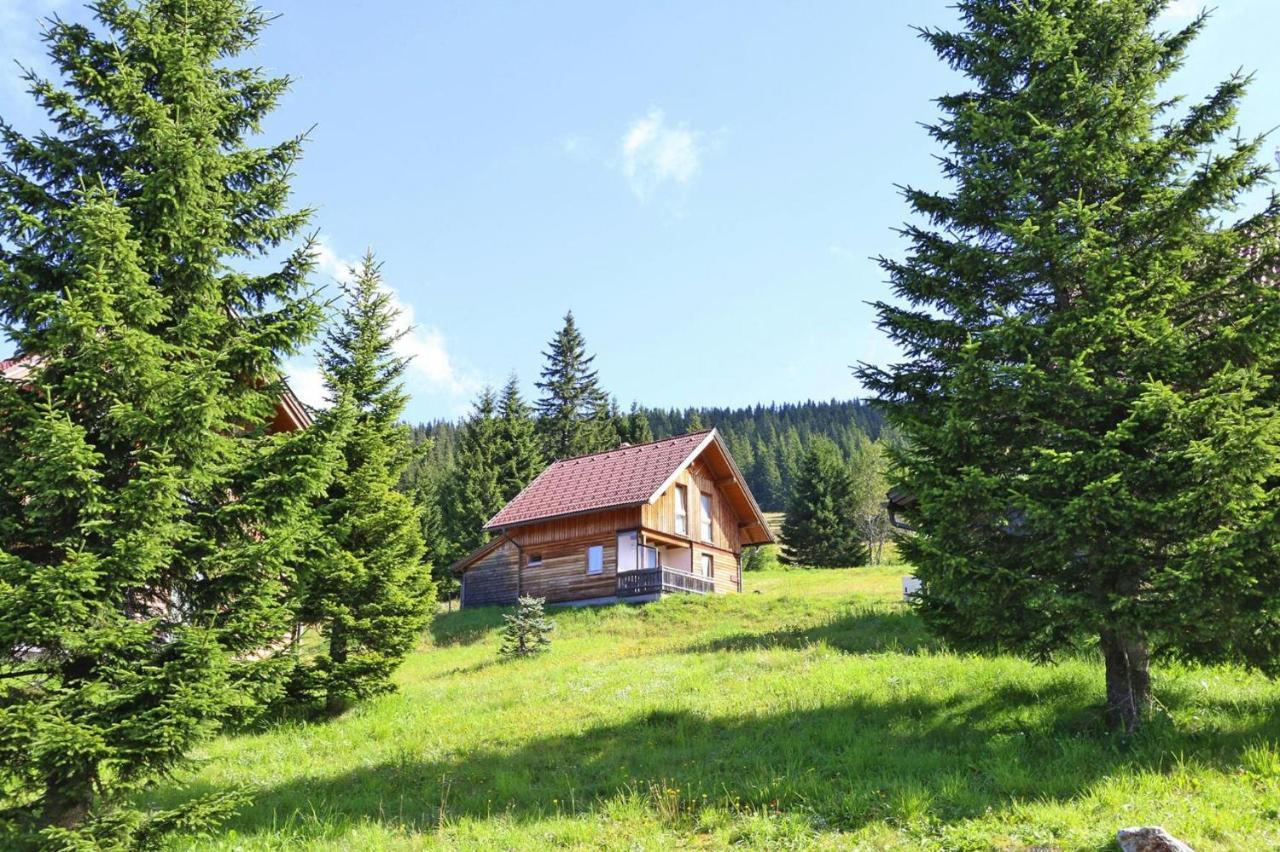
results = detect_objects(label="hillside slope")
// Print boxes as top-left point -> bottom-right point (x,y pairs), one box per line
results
153,569 -> 1280,850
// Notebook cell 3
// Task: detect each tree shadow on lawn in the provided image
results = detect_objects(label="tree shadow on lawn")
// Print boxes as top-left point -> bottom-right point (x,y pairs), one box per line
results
686,603 -> 941,656
170,683 -> 1280,847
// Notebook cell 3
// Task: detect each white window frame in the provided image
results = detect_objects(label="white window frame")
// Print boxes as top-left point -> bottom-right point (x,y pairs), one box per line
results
701,553 -> 714,578
674,484 -> 688,535
587,544 -> 604,575
642,545 -> 659,570
700,492 -> 713,543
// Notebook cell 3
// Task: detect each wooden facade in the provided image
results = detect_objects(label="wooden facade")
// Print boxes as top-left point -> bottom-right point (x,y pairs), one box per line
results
454,431 -> 771,608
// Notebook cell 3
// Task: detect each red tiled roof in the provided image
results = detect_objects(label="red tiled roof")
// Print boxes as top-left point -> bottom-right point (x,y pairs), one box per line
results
485,430 -> 716,530
0,354 -> 36,382
2,352 -> 310,430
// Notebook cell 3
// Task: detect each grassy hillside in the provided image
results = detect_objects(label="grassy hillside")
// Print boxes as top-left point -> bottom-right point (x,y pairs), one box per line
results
150,568 -> 1280,850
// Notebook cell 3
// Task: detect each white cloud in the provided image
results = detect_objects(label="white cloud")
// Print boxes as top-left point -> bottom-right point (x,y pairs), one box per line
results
284,362 -> 329,410
619,108 -> 703,200
382,284 -> 474,397
309,239 -> 358,286
1160,0 -> 1202,21
302,238 -> 478,408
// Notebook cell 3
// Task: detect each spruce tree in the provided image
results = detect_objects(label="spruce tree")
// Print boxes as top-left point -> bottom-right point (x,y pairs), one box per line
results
754,445 -> 785,511
414,469 -> 458,604
0,1 -> 333,842
294,255 -> 435,716
858,1 -> 1280,731
441,389 -> 504,564
535,311 -> 611,458
781,438 -> 868,567
494,374 -> 544,502
622,403 -> 655,445
499,596 -> 556,659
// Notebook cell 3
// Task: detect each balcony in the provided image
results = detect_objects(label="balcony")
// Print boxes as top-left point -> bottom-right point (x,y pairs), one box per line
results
616,567 -> 714,598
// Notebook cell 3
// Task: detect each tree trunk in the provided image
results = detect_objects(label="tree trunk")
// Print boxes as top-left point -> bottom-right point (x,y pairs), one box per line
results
42,655 -> 96,828
1100,626 -> 1151,733
42,769 -> 94,830
326,624 -> 349,717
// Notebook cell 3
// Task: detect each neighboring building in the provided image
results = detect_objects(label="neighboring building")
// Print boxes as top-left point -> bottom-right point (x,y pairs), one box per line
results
452,429 -> 773,608
1,353 -> 312,433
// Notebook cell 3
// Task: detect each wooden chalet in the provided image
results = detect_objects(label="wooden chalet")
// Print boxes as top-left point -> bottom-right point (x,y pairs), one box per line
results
452,429 -> 773,608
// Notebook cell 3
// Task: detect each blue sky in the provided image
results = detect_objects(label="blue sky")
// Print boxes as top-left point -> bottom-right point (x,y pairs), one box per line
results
2,1 -> 1278,422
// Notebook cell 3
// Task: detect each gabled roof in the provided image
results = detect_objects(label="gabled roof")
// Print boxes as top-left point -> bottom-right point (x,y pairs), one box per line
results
1,352 -> 312,432
0,355 -> 35,383
484,428 -> 773,546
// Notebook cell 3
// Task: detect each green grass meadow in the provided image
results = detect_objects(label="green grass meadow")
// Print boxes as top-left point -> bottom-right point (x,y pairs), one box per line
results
150,566 -> 1280,850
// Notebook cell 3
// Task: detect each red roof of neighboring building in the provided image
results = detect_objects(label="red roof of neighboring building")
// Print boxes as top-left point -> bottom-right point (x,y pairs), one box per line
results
0,354 -> 36,382
2,352 -> 312,431
485,430 -> 717,530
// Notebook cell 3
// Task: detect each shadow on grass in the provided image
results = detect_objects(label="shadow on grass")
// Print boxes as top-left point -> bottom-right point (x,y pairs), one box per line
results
686,603 -> 940,655
161,682 -> 1280,847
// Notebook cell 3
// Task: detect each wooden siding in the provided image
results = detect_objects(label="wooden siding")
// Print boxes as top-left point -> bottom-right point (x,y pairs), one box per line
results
520,535 -> 618,603
691,547 -> 741,594
460,540 -> 519,607
505,508 -> 640,548
641,458 -> 742,554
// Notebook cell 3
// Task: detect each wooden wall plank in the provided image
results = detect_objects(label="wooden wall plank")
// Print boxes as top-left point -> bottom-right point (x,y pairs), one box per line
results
460,540 -> 519,607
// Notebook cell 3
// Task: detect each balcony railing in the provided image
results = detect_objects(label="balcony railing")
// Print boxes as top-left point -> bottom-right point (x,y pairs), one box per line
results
616,567 -> 714,598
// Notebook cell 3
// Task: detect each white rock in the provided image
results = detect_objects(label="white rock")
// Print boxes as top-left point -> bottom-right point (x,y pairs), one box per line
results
1117,826 -> 1194,852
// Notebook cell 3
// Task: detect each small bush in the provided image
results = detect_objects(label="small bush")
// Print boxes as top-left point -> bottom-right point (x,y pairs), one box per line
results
499,596 -> 555,659
742,544 -> 781,572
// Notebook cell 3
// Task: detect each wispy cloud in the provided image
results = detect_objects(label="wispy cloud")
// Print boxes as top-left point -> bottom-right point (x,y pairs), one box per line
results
1159,0 -> 1202,21
295,238 -> 479,411
284,362 -> 328,410
620,108 -> 703,200
561,108 -> 715,206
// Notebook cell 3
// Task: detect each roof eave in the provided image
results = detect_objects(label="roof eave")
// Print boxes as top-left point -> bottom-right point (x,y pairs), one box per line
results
483,500 -> 649,533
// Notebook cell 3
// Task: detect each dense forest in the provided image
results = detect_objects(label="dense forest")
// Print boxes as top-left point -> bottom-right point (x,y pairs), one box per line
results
404,399 -> 886,514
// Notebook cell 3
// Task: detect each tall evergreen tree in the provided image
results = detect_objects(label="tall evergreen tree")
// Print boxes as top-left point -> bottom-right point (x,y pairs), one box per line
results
753,444 -> 785,510
293,255 -> 435,716
780,438 -> 868,568
0,1 -> 333,842
441,389 -> 504,564
858,1 -> 1280,731
494,374 -> 544,502
622,403 -> 655,445
413,469 -> 456,603
535,311 -> 610,458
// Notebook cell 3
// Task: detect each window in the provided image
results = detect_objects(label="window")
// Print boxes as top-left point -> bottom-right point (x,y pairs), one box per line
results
701,553 -> 714,578
674,484 -> 688,535
643,546 -> 659,570
700,492 -> 713,543
587,545 -> 604,575
527,553 -> 542,568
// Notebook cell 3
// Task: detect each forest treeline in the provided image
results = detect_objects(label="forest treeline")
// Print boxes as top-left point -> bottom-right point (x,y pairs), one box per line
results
404,398 -> 886,513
